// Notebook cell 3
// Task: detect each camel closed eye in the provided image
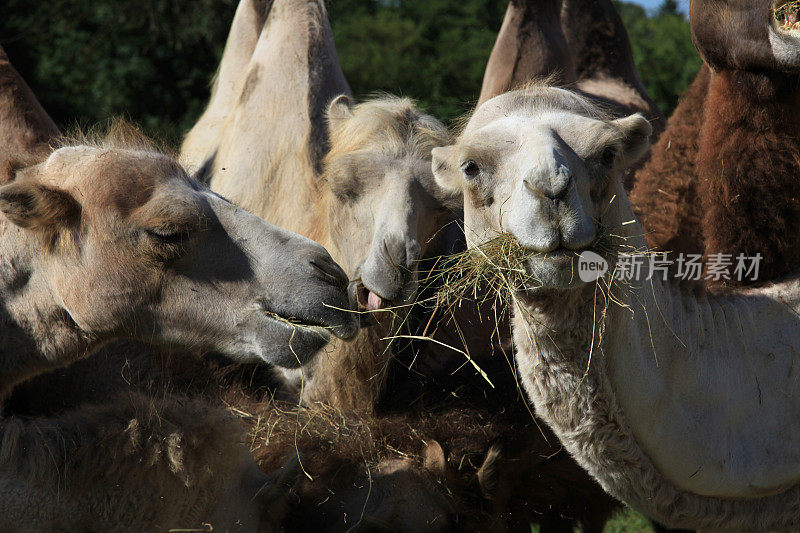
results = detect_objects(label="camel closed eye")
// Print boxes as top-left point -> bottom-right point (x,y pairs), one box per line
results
145,228 -> 189,245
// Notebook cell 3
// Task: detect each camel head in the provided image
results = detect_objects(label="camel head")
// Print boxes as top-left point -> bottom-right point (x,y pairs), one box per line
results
432,84 -> 651,290
691,0 -> 800,71
323,95 -> 455,313
0,137 -> 358,368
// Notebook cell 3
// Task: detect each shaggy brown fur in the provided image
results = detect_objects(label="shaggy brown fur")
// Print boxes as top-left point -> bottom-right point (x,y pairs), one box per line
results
630,0 -> 800,283
629,65 -> 710,251
696,70 -> 800,281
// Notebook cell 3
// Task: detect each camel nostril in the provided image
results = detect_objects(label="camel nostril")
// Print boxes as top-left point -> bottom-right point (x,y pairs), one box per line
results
310,255 -> 349,289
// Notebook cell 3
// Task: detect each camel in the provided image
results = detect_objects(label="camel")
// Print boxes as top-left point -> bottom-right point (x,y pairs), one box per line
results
0,392 -> 300,532
181,0 -> 275,177
0,44 -> 59,181
178,4 -> 629,530
478,0 -> 664,136
181,0 -> 454,412
630,0 -> 800,282
431,82 -> 800,530
182,0 -> 350,236
0,130 -> 360,529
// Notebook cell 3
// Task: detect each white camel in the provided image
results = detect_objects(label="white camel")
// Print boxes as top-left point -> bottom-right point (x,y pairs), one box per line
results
431,82 -> 800,530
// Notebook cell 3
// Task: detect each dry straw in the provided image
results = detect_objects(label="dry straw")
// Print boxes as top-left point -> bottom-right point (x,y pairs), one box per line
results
774,0 -> 800,26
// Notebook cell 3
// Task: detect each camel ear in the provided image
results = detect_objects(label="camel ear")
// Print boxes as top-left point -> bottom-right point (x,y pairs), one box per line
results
431,146 -> 464,207
327,94 -> 353,130
0,180 -> 80,230
612,113 -> 652,168
476,445 -> 501,498
422,440 -> 446,476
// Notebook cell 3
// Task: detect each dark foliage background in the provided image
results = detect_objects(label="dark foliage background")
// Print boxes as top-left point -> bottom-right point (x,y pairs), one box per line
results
0,0 -> 701,145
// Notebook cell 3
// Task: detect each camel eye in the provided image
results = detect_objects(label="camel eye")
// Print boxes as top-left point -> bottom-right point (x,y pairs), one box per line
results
601,147 -> 617,167
462,160 -> 480,178
146,228 -> 187,245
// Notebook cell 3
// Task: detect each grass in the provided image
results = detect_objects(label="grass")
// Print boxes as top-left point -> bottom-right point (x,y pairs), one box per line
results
527,508 -> 655,533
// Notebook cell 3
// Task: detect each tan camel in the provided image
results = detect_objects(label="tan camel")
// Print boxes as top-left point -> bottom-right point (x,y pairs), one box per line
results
182,0 -> 350,235
0,45 -> 59,180
0,132 -> 357,393
182,0 -> 453,412
181,0 -> 273,175
478,0 -> 664,134
0,132 -> 359,529
290,95 -> 454,410
432,83 -> 800,530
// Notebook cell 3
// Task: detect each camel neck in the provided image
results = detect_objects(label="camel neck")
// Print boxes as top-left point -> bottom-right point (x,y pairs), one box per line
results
695,69 -> 800,279
510,225 -> 800,528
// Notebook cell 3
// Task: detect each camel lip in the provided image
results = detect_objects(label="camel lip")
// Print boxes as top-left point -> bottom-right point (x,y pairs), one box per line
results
351,281 -> 397,325
523,246 -> 587,259
255,299 -> 355,341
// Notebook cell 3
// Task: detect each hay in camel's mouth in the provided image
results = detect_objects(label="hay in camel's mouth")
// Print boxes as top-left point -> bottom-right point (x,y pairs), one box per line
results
429,233 -> 544,308
774,0 -> 800,31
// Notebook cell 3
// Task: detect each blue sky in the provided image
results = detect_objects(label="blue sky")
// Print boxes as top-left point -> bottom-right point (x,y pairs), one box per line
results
628,0 -> 690,13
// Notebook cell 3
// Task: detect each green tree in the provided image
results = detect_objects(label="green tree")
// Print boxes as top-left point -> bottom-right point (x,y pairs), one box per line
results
615,0 -> 701,115
1,0 -> 701,140
1,0 -> 237,144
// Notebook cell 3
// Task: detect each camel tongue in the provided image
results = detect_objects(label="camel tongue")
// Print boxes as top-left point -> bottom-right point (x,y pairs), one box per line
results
366,291 -> 385,311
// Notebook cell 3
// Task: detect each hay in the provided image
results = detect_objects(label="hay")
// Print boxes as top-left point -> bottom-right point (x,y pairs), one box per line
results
774,0 -> 800,25
427,233 -> 542,311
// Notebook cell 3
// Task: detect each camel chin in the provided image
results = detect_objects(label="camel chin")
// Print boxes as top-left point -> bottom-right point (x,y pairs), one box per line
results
524,250 -> 589,290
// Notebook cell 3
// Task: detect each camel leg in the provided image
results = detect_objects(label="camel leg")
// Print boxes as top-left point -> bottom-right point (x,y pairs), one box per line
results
560,0 -> 665,133
478,0 -> 576,106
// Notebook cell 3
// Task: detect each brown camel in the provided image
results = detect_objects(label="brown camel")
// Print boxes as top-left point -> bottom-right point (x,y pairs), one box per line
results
630,0 -> 800,283
478,0 -> 664,134
0,128 -> 359,529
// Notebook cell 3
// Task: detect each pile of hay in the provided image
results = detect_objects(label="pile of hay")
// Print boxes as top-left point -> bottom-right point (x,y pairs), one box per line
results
425,233 -> 540,312
774,0 -> 800,26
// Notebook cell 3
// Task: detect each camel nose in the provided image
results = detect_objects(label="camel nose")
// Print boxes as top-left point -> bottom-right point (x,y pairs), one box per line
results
523,155 -> 572,200
309,252 -> 349,290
